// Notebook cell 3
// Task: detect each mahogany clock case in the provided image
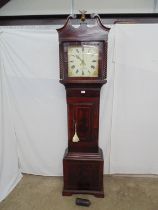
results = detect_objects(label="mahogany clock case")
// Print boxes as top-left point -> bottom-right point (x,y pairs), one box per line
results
57,13 -> 110,198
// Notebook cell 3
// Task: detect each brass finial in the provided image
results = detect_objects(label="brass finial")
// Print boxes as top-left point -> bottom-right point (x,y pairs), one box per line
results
79,10 -> 87,22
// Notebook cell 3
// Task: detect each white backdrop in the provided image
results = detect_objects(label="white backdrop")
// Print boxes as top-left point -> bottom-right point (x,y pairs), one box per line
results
0,24 -> 158,201
110,25 -> 158,174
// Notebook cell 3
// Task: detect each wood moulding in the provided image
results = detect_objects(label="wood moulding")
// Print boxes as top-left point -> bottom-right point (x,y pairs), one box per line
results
0,13 -> 158,26
0,0 -> 10,8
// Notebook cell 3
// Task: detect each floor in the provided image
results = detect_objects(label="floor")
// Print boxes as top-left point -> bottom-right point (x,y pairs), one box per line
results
0,175 -> 158,210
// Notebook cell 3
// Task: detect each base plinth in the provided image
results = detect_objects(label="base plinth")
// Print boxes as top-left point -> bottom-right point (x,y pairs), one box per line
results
62,189 -> 104,198
62,148 -> 104,197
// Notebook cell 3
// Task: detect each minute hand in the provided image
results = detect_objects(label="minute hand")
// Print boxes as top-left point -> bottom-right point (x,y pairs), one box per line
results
76,55 -> 86,66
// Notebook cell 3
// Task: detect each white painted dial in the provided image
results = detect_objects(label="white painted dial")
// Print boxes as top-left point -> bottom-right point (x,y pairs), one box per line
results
68,45 -> 99,77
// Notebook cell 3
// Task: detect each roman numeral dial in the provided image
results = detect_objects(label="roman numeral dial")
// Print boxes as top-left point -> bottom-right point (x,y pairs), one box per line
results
68,45 -> 99,77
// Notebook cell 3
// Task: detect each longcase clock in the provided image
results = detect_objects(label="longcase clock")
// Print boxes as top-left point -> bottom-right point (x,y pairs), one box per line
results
57,11 -> 110,197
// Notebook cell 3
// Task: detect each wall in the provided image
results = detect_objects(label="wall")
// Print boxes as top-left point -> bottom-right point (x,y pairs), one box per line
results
0,0 -> 156,16
0,0 -> 71,15
74,0 -> 154,14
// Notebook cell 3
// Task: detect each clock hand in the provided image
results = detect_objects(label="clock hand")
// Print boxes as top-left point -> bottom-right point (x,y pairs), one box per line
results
76,55 -> 82,61
76,55 -> 86,68
79,59 -> 86,66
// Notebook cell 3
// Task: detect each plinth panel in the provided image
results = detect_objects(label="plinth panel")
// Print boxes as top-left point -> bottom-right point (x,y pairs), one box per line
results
63,148 -> 104,197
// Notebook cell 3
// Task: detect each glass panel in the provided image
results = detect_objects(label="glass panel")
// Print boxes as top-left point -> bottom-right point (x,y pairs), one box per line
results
68,44 -> 99,77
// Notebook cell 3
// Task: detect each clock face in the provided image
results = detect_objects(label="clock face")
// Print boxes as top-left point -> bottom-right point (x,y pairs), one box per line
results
68,45 -> 99,77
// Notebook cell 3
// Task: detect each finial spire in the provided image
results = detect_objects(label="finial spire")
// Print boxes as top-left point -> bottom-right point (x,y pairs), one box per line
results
79,10 -> 87,22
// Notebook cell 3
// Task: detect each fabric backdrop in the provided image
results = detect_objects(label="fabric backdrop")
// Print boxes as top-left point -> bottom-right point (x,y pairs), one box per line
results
110,25 -> 158,174
0,24 -> 158,201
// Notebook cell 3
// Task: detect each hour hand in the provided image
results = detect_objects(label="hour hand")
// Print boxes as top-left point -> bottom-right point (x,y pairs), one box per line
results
80,59 -> 86,66
75,55 -> 82,61
75,55 -> 86,66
